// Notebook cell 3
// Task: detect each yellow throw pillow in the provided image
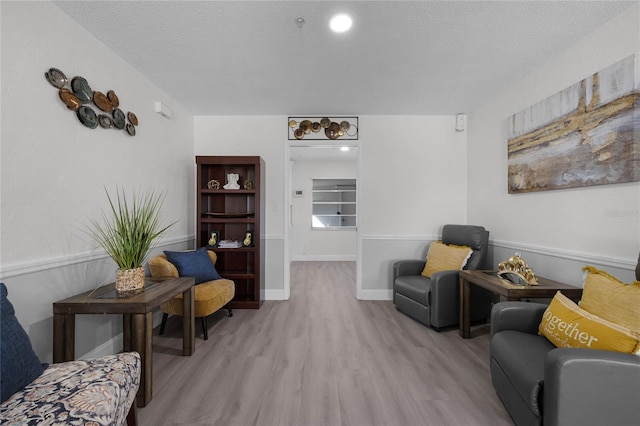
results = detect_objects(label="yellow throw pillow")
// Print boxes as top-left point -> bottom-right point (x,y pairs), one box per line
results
539,292 -> 640,354
421,241 -> 473,278
580,266 -> 640,334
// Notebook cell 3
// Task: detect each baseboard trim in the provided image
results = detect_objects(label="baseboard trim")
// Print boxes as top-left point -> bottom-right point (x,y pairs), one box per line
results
265,289 -> 286,300
359,289 -> 393,301
291,255 -> 357,261
0,235 -> 194,279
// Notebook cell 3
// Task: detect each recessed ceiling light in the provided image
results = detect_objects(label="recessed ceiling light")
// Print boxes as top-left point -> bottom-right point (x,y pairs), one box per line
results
330,14 -> 352,33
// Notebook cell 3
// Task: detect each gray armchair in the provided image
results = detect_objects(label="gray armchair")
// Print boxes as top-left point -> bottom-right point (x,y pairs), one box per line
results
392,224 -> 493,330
491,301 -> 640,426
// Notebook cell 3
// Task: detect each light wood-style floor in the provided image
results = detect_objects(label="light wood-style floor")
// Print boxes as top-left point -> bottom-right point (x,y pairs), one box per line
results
138,261 -> 513,425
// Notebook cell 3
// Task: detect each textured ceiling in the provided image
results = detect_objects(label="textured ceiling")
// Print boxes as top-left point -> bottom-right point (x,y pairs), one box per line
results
53,1 -> 635,116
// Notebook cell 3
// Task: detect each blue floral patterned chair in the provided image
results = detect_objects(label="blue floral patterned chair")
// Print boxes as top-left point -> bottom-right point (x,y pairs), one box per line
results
0,283 -> 141,426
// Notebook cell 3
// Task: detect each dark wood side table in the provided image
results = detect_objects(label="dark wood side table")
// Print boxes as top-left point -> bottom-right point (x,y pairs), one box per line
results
459,270 -> 583,339
53,277 -> 195,407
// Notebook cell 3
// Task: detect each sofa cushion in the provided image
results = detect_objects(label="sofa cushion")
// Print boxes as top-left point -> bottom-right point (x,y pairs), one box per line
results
0,283 -> 46,402
539,292 -> 640,354
421,241 -> 472,278
161,278 -> 235,317
164,247 -> 222,284
491,330 -> 554,417
580,266 -> 640,333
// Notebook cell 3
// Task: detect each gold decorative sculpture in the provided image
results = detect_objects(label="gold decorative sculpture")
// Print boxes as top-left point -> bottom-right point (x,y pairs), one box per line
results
498,252 -> 538,285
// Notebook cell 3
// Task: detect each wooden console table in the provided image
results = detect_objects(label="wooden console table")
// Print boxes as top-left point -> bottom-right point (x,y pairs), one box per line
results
459,270 -> 582,339
53,277 -> 195,407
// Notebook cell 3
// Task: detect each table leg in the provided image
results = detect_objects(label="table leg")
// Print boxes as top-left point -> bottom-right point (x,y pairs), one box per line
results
132,312 -> 153,407
53,313 -> 75,362
182,286 -> 195,356
123,314 -> 132,352
459,277 -> 471,339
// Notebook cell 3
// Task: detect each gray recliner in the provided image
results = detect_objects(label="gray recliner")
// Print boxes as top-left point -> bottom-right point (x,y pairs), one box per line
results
392,224 -> 493,331
490,252 -> 640,426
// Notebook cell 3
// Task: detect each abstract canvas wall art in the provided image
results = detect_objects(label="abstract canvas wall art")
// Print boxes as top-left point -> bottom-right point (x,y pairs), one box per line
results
507,55 -> 639,193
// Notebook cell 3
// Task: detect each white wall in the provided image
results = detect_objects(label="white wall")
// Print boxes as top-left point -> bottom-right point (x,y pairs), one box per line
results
358,116 -> 469,298
468,3 -> 640,285
290,158 -> 357,260
0,1 -> 194,361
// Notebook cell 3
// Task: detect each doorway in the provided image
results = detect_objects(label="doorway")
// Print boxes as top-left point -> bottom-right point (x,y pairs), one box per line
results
284,143 -> 360,300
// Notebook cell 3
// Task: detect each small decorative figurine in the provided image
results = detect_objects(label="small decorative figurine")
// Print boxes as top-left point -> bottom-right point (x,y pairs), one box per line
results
243,231 -> 254,247
208,231 -> 220,247
207,179 -> 220,190
498,252 -> 538,285
223,173 -> 240,190
243,180 -> 254,190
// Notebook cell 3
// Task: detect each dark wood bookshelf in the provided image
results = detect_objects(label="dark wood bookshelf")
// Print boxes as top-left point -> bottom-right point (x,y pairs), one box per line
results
196,156 -> 265,308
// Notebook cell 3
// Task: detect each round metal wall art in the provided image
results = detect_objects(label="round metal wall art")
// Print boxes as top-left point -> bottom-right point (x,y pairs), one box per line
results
112,108 -> 126,129
98,114 -> 113,128
77,105 -> 98,129
45,67 -> 138,136
45,68 -> 68,89
58,88 -> 80,110
288,116 -> 358,140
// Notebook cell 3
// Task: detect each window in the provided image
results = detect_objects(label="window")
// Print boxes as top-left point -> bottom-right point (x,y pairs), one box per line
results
312,178 -> 356,229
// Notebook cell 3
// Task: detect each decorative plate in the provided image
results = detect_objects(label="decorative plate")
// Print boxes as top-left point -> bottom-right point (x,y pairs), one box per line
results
77,106 -> 98,129
107,90 -> 120,108
112,108 -> 126,129
93,91 -> 112,112
127,112 -> 138,126
70,76 -> 92,103
45,68 -> 68,89
58,88 -> 80,110
126,123 -> 136,136
98,114 -> 113,128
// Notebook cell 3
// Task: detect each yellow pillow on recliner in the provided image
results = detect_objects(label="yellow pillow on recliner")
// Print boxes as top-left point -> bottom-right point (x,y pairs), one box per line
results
539,292 -> 640,354
421,241 -> 472,278
580,266 -> 640,334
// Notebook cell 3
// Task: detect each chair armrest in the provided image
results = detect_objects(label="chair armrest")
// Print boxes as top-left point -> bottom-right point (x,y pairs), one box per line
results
148,255 -> 179,278
429,270 -> 461,328
490,301 -> 547,336
543,348 -> 640,426
392,260 -> 425,281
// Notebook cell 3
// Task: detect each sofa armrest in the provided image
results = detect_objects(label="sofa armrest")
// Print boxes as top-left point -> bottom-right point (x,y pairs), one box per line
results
543,348 -> 640,426
392,260 -> 425,281
490,301 -> 547,336
0,352 -> 140,425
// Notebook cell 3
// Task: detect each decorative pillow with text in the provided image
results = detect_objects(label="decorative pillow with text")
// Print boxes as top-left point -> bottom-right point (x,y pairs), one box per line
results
539,291 -> 640,355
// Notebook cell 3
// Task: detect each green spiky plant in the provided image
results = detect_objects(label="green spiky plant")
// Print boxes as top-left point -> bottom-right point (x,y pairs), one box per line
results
87,187 -> 175,270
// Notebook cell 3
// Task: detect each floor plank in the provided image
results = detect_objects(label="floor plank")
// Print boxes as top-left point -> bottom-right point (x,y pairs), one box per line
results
138,261 -> 513,425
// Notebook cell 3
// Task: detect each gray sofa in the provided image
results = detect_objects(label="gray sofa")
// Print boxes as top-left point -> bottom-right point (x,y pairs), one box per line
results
393,224 -> 493,330
490,256 -> 640,426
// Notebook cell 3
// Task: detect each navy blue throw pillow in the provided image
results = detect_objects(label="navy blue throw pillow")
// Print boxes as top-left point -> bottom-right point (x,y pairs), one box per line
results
164,247 -> 222,284
1,283 -> 46,402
